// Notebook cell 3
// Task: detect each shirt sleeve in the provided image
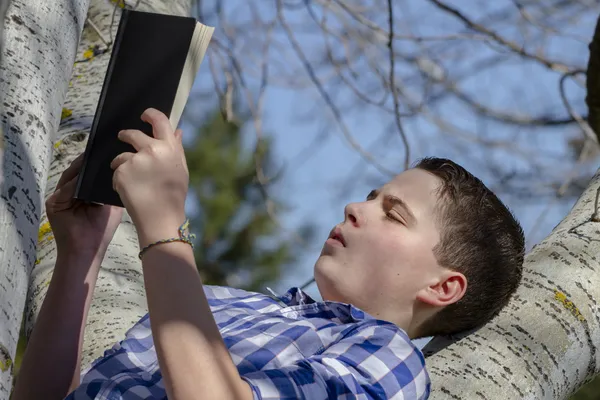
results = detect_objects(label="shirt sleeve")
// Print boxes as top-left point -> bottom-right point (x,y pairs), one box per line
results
240,321 -> 430,400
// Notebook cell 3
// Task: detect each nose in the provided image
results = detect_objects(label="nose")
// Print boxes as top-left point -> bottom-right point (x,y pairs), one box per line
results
344,202 -> 361,227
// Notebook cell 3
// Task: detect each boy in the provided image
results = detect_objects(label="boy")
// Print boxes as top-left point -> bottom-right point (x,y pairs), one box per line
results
12,109 -> 525,400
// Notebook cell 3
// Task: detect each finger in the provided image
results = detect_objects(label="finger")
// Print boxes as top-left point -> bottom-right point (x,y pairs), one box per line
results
57,174 -> 78,200
55,153 -> 85,190
174,130 -> 187,168
112,167 -> 124,194
47,175 -> 78,213
110,152 -> 135,170
141,108 -> 173,142
175,129 -> 183,143
118,129 -> 154,152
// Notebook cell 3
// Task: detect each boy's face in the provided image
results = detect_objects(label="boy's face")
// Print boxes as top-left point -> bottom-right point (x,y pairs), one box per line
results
314,168 -> 457,328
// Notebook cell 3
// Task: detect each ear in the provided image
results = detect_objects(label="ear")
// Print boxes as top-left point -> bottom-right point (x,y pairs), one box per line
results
416,271 -> 467,308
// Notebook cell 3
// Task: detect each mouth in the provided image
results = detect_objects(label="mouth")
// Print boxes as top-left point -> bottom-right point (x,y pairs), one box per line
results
327,227 -> 346,247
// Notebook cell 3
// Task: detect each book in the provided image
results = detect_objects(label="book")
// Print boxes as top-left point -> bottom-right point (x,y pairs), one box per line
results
74,8 -> 214,207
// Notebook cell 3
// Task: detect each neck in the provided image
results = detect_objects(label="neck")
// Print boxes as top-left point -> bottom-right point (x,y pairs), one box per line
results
407,302 -> 440,339
365,306 -> 414,337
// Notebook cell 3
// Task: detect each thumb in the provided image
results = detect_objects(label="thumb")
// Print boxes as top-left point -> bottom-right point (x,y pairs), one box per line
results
46,175 -> 78,213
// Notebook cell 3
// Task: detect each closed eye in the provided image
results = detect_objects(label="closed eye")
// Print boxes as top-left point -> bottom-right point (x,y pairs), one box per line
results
385,211 -> 404,224
369,190 -> 405,224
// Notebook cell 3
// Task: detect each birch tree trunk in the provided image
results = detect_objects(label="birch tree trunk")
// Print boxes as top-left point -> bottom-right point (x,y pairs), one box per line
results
0,0 -> 191,397
424,15 -> 600,400
0,0 -> 90,396
25,0 -> 192,375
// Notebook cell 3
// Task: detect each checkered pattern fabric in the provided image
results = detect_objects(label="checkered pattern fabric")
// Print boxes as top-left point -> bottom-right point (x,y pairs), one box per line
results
66,286 -> 430,399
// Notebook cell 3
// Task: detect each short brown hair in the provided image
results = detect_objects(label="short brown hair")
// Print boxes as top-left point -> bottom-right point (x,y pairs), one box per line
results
414,157 -> 525,337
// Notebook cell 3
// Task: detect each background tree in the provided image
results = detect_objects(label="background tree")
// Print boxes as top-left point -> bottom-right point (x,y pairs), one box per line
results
196,0 -> 600,246
184,109 -> 314,291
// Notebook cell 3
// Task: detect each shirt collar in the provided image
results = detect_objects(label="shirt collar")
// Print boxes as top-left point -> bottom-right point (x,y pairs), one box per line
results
269,287 -> 375,323
277,287 -> 316,306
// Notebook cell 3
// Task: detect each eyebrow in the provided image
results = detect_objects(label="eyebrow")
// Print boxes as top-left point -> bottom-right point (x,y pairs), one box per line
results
368,189 -> 417,223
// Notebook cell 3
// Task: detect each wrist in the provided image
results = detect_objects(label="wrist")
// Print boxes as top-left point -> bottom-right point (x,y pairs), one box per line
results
141,239 -> 195,262
136,217 -> 187,250
54,249 -> 105,280
54,228 -> 113,266
56,245 -> 107,267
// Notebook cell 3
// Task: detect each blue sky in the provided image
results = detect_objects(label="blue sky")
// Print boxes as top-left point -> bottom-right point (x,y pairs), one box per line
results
180,2 -> 599,349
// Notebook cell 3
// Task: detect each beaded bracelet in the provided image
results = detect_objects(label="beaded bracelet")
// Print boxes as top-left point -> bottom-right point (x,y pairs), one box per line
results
138,218 -> 196,260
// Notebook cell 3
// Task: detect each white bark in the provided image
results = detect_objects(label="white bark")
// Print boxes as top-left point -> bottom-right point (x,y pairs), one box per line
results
426,172 -> 600,399
426,16 -> 600,399
26,0 -> 192,376
0,0 -> 89,396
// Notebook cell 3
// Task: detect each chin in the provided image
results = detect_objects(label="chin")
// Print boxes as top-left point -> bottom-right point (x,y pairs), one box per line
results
313,259 -> 344,303
314,256 -> 335,282
313,259 -> 330,296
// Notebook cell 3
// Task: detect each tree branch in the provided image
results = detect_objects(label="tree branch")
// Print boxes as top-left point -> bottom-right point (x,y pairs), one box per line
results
275,0 -> 397,176
386,0 -> 410,170
428,0 -> 573,73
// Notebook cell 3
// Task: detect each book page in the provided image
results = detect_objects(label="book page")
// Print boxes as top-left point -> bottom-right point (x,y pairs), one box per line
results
170,22 -> 215,130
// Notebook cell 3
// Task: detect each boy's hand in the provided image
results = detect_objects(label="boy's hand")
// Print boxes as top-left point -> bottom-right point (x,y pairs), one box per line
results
110,108 -> 188,248
45,153 -> 124,260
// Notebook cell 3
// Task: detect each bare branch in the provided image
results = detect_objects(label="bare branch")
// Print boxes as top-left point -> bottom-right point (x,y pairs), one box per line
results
560,69 -> 597,144
527,139 -> 593,239
386,0 -> 410,170
428,0 -> 574,73
275,0 -> 397,176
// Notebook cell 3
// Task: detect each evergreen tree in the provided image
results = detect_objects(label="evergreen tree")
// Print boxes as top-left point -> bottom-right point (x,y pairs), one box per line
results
184,110 -> 313,292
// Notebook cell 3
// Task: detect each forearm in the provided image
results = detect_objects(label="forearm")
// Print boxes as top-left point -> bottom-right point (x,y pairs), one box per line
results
140,241 -> 252,400
12,251 -> 102,400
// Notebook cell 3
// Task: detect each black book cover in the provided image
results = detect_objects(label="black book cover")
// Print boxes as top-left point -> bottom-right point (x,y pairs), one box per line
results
74,9 -> 198,207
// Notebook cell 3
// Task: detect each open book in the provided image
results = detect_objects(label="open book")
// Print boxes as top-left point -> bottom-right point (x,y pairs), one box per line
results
74,9 -> 214,207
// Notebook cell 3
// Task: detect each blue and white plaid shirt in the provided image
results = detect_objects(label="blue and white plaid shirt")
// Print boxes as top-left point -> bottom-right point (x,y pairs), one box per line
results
66,285 -> 430,399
